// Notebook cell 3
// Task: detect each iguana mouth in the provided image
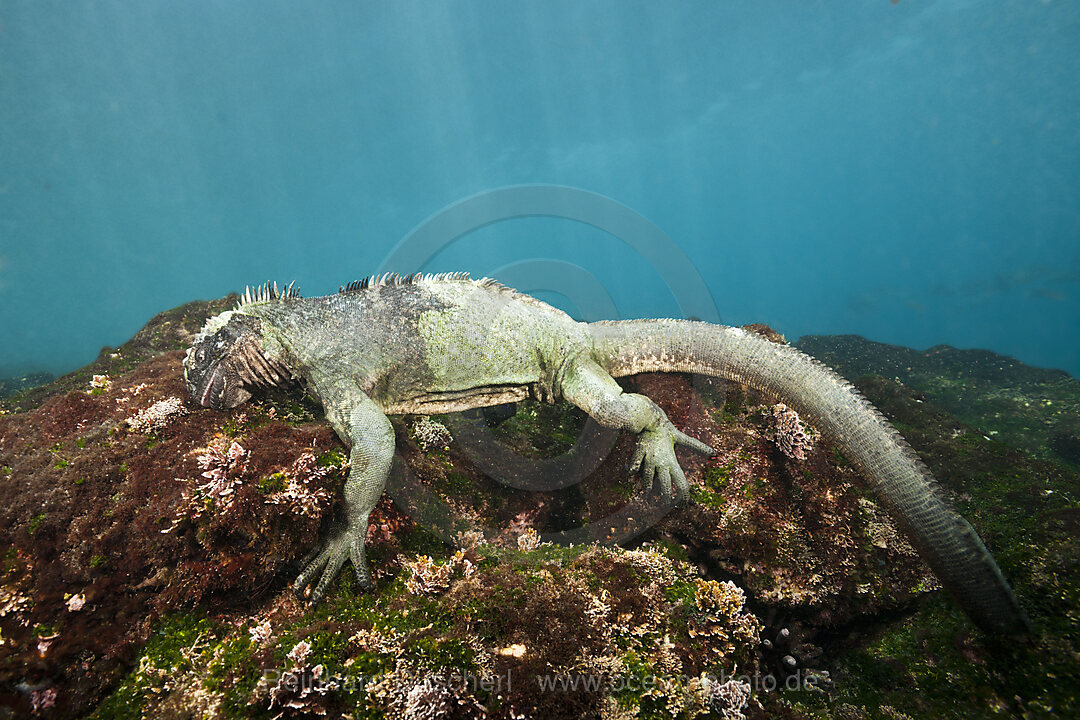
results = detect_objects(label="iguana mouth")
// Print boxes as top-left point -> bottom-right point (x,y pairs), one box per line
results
199,362 -> 225,408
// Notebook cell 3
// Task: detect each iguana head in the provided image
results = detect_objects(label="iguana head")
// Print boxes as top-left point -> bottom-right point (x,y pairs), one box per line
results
184,311 -> 260,409
185,283 -> 301,410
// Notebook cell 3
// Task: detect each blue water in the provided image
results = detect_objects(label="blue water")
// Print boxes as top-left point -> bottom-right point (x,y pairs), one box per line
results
1,0 -> 1078,379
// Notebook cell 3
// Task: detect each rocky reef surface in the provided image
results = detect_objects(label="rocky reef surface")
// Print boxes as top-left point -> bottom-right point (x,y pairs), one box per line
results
798,334 -> 1080,470
0,302 -> 1075,719
0,374 -> 54,401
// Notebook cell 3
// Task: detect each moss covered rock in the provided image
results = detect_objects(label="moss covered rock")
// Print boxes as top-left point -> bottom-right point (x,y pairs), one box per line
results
0,305 -> 1076,719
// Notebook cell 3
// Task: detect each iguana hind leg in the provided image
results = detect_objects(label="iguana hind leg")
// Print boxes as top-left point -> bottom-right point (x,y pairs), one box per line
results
559,357 -> 715,504
294,391 -> 395,604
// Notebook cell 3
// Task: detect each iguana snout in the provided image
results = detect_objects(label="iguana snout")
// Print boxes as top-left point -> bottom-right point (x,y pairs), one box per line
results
184,339 -> 253,410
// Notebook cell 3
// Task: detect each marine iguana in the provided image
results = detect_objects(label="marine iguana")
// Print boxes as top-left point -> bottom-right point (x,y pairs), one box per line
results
183,272 -> 1030,635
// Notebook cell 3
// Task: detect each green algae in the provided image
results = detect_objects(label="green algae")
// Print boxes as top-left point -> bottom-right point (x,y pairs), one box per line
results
662,578 -> 699,607
88,579 -> 476,720
317,448 -> 348,467
204,634 -> 264,717
27,512 -> 46,533
88,613 -> 220,720
703,462 -> 734,492
256,472 -> 287,494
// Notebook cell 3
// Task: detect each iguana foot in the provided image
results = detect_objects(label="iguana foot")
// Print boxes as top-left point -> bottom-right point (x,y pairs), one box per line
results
629,422 -> 716,505
294,524 -> 374,604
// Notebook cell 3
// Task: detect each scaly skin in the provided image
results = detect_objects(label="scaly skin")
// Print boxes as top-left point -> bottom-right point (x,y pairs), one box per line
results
183,274 -> 1029,635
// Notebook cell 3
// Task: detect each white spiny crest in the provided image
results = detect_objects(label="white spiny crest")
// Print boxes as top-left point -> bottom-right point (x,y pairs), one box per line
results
237,281 -> 300,309
336,271 -> 504,294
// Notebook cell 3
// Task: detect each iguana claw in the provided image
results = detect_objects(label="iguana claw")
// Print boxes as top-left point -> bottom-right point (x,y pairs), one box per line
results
294,524 -> 374,604
629,422 -> 716,505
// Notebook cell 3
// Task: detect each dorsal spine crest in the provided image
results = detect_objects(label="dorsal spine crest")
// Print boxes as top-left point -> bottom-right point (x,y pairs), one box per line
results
237,281 -> 301,309
337,271 -> 502,295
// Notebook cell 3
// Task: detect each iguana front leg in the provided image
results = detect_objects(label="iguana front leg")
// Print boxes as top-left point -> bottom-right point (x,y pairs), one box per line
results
560,357 -> 715,504
294,388 -> 394,604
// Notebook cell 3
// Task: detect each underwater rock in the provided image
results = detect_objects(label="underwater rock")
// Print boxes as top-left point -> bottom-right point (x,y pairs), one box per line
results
1050,430 -> 1080,465
0,372 -> 53,400
797,334 -> 1080,468
0,302 -> 1076,718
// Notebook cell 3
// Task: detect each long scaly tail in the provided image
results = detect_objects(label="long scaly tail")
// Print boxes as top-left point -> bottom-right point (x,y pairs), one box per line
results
588,319 -> 1030,635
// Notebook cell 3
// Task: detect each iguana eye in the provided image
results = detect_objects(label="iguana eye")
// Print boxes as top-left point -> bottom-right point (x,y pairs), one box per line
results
197,349 -> 206,362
